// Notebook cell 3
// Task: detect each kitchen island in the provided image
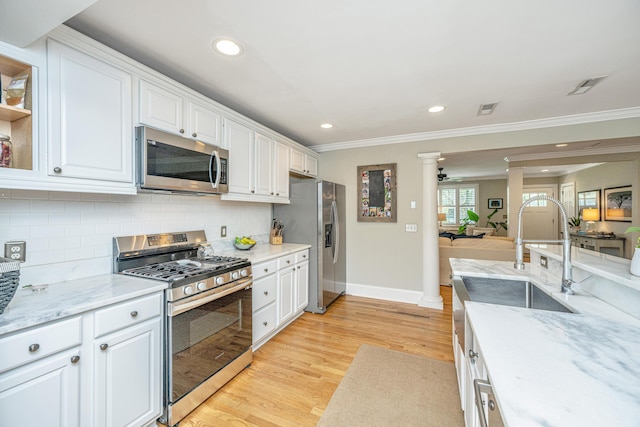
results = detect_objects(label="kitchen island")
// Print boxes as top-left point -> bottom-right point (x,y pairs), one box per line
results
451,245 -> 640,426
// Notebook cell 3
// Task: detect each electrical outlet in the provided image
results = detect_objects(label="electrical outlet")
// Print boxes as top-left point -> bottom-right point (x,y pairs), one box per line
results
221,226 -> 227,238
540,255 -> 548,269
4,241 -> 26,262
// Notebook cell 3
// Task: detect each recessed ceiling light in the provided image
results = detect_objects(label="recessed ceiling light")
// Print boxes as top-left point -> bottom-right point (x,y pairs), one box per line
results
320,123 -> 333,129
212,38 -> 243,56
428,105 -> 446,113
437,157 -> 446,161
555,143 -> 568,147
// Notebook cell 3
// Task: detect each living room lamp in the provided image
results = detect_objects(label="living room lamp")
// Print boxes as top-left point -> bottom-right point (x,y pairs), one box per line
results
437,213 -> 447,226
582,208 -> 599,232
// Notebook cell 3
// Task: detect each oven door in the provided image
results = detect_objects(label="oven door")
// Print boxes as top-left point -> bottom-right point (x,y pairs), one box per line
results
166,279 -> 252,405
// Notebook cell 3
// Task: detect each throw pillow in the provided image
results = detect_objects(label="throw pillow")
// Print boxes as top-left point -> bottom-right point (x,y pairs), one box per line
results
452,233 -> 485,239
439,231 -> 455,239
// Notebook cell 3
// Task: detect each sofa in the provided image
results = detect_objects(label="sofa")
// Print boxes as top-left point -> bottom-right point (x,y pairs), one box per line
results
439,233 -> 516,286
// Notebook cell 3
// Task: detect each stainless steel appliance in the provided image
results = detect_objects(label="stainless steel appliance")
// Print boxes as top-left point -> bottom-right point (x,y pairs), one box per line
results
136,126 -> 229,195
273,179 -> 346,313
113,230 -> 252,427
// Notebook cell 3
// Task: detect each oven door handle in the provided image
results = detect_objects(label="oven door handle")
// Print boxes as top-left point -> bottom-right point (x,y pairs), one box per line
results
168,278 -> 252,317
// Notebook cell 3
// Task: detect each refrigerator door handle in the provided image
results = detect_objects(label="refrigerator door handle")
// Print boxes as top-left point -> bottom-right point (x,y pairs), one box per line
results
332,200 -> 340,264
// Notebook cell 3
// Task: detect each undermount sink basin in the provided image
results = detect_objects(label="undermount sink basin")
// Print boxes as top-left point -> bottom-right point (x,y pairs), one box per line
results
457,276 -> 574,314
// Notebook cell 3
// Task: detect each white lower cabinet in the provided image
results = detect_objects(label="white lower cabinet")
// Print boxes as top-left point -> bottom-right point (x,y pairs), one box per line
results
0,292 -> 163,427
252,249 -> 309,349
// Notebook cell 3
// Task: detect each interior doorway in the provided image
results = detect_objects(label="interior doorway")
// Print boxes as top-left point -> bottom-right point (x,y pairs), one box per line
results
521,185 -> 559,241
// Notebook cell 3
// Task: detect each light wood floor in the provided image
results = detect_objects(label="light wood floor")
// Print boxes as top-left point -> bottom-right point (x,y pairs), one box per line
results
179,286 -> 453,427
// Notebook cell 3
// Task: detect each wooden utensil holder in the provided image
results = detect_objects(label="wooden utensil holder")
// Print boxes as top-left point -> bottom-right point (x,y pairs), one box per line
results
270,230 -> 282,245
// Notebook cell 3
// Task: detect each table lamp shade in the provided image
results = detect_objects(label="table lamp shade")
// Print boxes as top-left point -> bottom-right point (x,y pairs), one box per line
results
437,213 -> 447,221
583,208 -> 599,222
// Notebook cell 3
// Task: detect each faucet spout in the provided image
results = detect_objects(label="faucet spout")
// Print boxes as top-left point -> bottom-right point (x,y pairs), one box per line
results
514,195 -> 574,294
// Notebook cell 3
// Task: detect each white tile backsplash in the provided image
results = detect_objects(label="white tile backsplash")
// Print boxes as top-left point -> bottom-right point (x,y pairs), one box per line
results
0,189 -> 272,285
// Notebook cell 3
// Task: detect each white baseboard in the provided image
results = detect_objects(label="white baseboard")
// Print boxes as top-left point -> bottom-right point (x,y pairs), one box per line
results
346,282 -> 424,305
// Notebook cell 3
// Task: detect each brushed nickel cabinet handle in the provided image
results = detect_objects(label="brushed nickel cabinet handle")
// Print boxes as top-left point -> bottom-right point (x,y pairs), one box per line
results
130,310 -> 138,318
263,321 -> 268,326
264,291 -> 268,295
100,343 -> 109,351
28,343 -> 40,352
192,133 -> 197,137
70,355 -> 80,364
53,167 -> 62,174
179,129 -> 185,134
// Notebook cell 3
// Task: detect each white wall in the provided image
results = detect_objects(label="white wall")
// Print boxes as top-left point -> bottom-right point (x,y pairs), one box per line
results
0,189 -> 271,284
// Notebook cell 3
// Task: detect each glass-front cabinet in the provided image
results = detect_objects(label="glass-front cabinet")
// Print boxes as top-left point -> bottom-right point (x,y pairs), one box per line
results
0,53 -> 33,171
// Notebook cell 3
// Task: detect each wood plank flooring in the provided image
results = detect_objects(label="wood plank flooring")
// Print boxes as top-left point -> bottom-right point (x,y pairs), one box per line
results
179,286 -> 453,427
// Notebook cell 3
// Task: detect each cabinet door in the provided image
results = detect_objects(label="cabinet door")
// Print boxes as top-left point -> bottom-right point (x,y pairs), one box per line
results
290,147 -> 305,173
188,101 -> 221,145
139,79 -> 184,134
295,260 -> 309,312
93,318 -> 162,427
254,132 -> 273,196
0,348 -> 81,427
48,40 -> 133,182
274,141 -> 290,199
224,118 -> 254,195
305,155 -> 318,177
278,267 -> 295,324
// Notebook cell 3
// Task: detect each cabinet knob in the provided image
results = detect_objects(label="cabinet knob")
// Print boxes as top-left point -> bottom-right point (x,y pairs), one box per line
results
53,167 -> 62,174
70,355 -> 80,364
130,310 -> 138,318
469,349 -> 478,364
297,266 -> 301,269
264,268 -> 269,272
251,190 -> 255,194
192,132 -> 197,137
286,260 -> 290,264
270,192 -> 274,195
100,343 -> 109,351
263,321 -> 268,326
303,254 -> 306,258
264,291 -> 269,295
28,343 -> 40,352
276,193 -> 280,196
179,129 -> 185,134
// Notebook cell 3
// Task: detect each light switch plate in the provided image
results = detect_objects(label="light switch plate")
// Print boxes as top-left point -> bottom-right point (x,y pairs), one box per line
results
405,224 -> 418,232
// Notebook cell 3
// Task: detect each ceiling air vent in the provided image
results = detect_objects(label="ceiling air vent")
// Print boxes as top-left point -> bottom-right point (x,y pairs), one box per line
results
477,103 -> 498,116
568,76 -> 606,95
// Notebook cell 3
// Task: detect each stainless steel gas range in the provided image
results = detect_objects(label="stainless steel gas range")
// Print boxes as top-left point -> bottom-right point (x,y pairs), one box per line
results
113,230 -> 252,427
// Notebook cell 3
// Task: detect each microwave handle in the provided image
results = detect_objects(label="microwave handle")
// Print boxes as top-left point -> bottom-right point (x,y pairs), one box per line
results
209,151 -> 221,189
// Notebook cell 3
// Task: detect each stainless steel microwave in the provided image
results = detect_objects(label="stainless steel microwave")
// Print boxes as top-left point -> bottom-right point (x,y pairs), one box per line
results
136,126 -> 229,195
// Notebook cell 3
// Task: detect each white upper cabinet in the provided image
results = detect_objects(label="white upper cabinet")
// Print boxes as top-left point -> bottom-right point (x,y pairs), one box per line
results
224,118 -> 254,196
139,79 -> 221,146
47,39 -> 133,183
290,147 -> 318,177
254,132 -> 273,196
274,140 -> 290,200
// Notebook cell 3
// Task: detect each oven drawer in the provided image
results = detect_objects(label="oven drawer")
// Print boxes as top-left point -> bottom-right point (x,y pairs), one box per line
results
294,249 -> 309,263
253,274 -> 277,311
94,293 -> 163,338
277,254 -> 295,269
253,259 -> 277,280
253,302 -> 277,343
0,316 -> 82,373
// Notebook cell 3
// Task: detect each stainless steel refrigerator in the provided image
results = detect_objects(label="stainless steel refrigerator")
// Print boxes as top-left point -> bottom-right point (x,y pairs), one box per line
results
274,179 -> 346,313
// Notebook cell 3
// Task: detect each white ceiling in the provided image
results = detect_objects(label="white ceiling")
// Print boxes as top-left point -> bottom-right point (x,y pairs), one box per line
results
65,0 -> 640,157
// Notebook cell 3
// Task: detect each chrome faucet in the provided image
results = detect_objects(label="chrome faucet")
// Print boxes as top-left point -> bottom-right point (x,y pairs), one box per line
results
514,195 -> 574,294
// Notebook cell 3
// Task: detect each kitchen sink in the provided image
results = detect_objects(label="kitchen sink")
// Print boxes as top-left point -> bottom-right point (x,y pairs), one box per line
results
457,276 -> 574,313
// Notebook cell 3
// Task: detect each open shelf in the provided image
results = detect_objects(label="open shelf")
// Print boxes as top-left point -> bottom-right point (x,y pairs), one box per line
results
0,104 -> 31,122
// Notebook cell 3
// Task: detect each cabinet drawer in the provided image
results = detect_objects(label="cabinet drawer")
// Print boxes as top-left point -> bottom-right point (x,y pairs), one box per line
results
253,274 -> 277,312
94,292 -> 163,338
295,249 -> 309,264
277,254 -> 295,269
253,303 -> 277,344
253,259 -> 277,280
0,316 -> 82,373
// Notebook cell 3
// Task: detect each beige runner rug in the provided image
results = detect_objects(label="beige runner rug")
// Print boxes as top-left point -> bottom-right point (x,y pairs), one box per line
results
318,344 -> 464,427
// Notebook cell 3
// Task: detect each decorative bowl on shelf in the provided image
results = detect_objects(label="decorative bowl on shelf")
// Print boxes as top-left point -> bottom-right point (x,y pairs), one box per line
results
234,242 -> 256,250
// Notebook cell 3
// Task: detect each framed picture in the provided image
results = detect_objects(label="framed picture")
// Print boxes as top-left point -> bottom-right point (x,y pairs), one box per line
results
357,163 -> 396,223
577,189 -> 601,219
604,186 -> 632,222
488,198 -> 503,209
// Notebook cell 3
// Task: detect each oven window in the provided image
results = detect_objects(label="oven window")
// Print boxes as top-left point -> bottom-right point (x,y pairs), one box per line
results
147,141 -> 212,183
169,288 -> 252,402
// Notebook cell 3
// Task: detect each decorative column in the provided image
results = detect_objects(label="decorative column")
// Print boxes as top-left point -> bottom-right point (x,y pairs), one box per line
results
417,152 -> 443,310
507,167 -> 524,239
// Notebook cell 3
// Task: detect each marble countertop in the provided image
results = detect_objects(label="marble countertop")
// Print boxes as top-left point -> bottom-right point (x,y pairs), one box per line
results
466,302 -> 640,426
452,253 -> 640,426
0,243 -> 311,337
0,274 -> 166,336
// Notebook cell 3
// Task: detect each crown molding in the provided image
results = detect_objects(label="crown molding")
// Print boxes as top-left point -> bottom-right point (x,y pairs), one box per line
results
310,107 -> 640,153
505,143 -> 640,162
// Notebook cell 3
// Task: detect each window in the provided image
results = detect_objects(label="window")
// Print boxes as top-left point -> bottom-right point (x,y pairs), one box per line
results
438,184 -> 478,224
522,191 -> 548,207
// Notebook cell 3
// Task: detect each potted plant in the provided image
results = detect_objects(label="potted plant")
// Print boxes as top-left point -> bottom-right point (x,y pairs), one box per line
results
624,226 -> 640,276
486,208 -> 508,234
568,217 -> 581,232
458,209 -> 508,235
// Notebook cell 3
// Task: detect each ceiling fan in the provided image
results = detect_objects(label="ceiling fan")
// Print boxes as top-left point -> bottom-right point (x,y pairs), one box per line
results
437,167 -> 448,182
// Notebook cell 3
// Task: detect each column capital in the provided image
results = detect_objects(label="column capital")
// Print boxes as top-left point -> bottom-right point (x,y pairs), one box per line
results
417,152 -> 441,163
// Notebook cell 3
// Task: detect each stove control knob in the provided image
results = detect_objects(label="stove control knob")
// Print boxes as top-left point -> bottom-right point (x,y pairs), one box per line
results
183,285 -> 194,295
197,282 -> 207,291
240,269 -> 248,277
216,277 -> 224,285
231,271 -> 239,280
